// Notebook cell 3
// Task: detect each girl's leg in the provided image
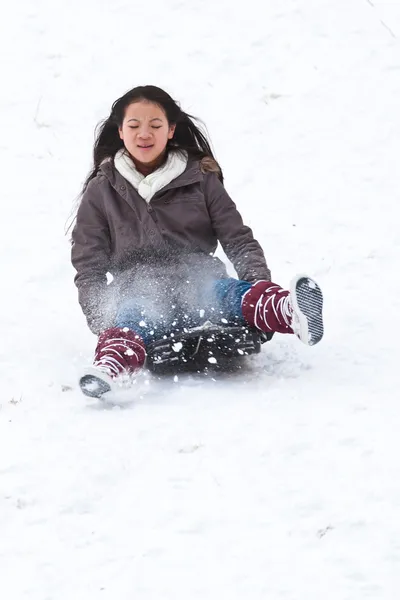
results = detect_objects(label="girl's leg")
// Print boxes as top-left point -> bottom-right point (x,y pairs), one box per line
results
241,276 -> 324,345
211,278 -> 252,324
79,322 -> 147,398
213,276 -> 323,346
83,298 -> 158,393
92,326 -> 146,378
91,288 -> 185,374
80,296 -> 173,397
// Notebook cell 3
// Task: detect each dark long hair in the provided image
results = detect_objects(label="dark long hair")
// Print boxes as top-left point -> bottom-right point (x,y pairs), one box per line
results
82,85 -> 222,194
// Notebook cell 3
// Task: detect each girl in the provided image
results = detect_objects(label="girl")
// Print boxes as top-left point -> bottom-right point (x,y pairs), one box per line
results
71,85 -> 323,397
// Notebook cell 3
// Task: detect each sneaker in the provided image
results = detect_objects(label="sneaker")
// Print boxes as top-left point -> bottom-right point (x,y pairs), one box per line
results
79,327 -> 146,398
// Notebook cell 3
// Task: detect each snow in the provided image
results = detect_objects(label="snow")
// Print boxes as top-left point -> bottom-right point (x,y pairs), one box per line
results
1,0 -> 400,597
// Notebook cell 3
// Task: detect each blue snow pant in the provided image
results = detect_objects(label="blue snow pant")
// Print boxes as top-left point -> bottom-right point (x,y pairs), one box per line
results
115,278 -> 252,345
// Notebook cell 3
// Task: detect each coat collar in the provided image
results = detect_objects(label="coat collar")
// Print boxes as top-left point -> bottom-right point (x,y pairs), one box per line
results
113,149 -> 188,202
100,157 -> 203,200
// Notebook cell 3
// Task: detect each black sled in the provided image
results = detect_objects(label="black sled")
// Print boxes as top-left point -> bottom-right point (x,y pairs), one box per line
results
145,320 -> 272,375
80,322 -> 272,398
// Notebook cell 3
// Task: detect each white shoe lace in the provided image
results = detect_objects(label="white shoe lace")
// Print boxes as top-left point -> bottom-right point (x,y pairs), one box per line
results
94,337 -> 144,378
258,286 -> 295,332
276,294 -> 293,329
94,355 -> 123,378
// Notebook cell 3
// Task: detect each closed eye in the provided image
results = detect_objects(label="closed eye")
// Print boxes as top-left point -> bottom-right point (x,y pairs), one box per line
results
128,125 -> 162,129
128,125 -> 162,130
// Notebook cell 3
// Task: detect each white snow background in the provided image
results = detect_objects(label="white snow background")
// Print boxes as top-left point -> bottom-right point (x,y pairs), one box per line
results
1,0 -> 400,598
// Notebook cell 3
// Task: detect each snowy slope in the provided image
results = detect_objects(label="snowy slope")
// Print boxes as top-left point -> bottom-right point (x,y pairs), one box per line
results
1,0 -> 400,598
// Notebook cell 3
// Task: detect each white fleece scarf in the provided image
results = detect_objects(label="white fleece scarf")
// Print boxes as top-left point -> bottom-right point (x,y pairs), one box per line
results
114,149 -> 188,202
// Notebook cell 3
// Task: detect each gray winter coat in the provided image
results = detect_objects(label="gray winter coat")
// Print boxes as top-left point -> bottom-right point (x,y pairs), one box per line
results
71,157 -> 271,334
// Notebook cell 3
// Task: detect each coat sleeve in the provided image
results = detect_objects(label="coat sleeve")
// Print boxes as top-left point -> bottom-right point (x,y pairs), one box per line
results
70,178 -> 114,334
203,172 -> 272,282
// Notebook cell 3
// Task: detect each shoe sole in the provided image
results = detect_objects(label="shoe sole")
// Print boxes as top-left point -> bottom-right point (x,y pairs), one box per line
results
290,275 -> 324,345
79,374 -> 112,398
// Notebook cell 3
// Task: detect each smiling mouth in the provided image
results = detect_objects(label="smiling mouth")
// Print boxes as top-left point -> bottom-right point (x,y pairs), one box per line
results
138,145 -> 154,149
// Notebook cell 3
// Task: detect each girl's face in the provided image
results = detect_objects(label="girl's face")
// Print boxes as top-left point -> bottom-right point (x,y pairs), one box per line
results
119,101 -> 176,167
